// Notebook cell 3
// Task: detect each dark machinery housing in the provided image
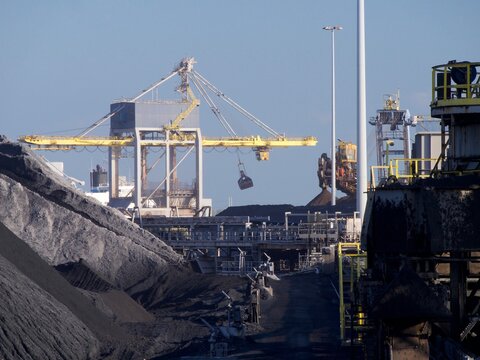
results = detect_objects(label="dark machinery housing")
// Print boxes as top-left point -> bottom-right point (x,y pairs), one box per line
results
360,61 -> 480,358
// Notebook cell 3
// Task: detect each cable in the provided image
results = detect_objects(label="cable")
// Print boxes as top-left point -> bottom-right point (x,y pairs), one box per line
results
192,70 -> 281,138
189,73 -> 238,137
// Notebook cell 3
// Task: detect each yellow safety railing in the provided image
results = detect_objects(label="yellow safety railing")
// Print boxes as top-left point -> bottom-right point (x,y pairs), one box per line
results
389,158 -> 437,180
337,242 -> 367,343
370,158 -> 438,189
431,61 -> 480,108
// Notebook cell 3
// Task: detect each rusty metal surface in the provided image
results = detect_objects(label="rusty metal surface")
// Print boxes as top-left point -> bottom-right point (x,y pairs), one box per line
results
370,267 -> 450,321
364,175 -> 480,253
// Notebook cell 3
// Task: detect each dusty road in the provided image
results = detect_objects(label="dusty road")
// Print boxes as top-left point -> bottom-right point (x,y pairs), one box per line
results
233,272 -> 357,359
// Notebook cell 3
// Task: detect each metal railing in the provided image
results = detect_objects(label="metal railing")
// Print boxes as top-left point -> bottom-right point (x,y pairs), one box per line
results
144,213 -> 361,248
337,242 -> 367,343
370,158 -> 438,189
216,260 -> 257,275
390,158 -> 437,179
369,165 -> 390,189
431,61 -> 480,108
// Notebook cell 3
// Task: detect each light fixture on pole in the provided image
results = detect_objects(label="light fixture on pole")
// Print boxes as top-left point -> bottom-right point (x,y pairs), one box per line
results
323,25 -> 342,206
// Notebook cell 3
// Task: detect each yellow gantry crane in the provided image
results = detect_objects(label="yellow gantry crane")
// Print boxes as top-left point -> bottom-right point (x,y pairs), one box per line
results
19,58 -> 316,160
21,134 -> 317,158
19,58 -> 317,216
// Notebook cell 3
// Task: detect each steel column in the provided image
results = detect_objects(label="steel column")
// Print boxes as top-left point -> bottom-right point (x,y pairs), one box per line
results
134,129 -> 142,208
196,129 -> 203,212
357,0 -> 367,220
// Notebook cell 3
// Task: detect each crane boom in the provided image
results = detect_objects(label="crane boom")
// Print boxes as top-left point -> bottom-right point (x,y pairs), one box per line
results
19,134 -> 317,148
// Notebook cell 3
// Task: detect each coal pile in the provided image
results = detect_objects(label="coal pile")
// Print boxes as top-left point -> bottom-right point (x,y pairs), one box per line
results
0,221 -> 130,359
0,137 -> 247,359
217,204 -> 294,223
0,136 -> 184,290
217,195 -> 356,223
307,188 -> 332,206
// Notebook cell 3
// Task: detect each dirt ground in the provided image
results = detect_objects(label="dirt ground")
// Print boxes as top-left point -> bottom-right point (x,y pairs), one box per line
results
232,272 -> 356,359
162,272 -> 360,359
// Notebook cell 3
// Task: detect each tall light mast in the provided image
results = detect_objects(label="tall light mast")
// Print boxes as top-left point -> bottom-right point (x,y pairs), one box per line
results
323,25 -> 342,206
357,0 -> 367,219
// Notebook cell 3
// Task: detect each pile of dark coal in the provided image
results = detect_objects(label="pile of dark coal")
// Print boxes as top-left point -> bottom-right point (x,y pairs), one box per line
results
0,137 -> 247,359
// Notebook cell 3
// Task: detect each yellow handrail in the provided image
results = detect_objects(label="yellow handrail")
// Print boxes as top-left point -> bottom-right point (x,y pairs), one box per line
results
431,61 -> 480,108
337,242 -> 366,343
390,158 -> 437,179
369,158 -> 439,189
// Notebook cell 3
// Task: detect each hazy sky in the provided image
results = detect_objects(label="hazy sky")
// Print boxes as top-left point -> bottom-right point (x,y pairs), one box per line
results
1,1 -> 478,211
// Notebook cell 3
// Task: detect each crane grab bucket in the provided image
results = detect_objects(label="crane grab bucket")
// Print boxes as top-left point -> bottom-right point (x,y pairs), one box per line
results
237,162 -> 253,190
238,171 -> 253,190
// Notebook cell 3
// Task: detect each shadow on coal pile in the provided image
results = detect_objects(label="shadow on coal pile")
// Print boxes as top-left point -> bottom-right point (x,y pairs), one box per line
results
0,221 -> 130,359
0,217 -> 250,359
54,258 -> 251,358
56,259 -> 156,324
130,265 -> 249,310
56,259 -> 115,292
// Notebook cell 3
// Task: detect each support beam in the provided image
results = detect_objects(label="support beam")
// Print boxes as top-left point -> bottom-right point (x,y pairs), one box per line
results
165,130 -> 171,209
134,129 -> 142,208
170,148 -> 177,189
109,146 -> 120,199
450,251 -> 468,339
141,146 -> 148,192
196,129 -> 203,212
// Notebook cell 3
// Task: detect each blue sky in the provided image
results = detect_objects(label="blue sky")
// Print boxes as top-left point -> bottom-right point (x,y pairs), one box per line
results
1,0 -> 478,211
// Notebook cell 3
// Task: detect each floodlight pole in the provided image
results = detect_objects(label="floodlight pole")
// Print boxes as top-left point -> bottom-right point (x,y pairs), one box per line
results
323,25 -> 342,206
357,0 -> 367,220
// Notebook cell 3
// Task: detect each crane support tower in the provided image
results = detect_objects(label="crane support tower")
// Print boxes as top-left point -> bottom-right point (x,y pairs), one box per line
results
369,92 -> 416,180
19,58 -> 317,217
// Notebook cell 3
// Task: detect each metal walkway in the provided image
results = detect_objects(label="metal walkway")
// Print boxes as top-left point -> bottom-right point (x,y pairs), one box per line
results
141,212 -> 361,251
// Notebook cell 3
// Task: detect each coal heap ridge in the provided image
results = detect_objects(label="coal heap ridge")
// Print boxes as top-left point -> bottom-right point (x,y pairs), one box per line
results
0,136 -> 184,291
0,136 -> 248,359
217,195 -> 356,223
